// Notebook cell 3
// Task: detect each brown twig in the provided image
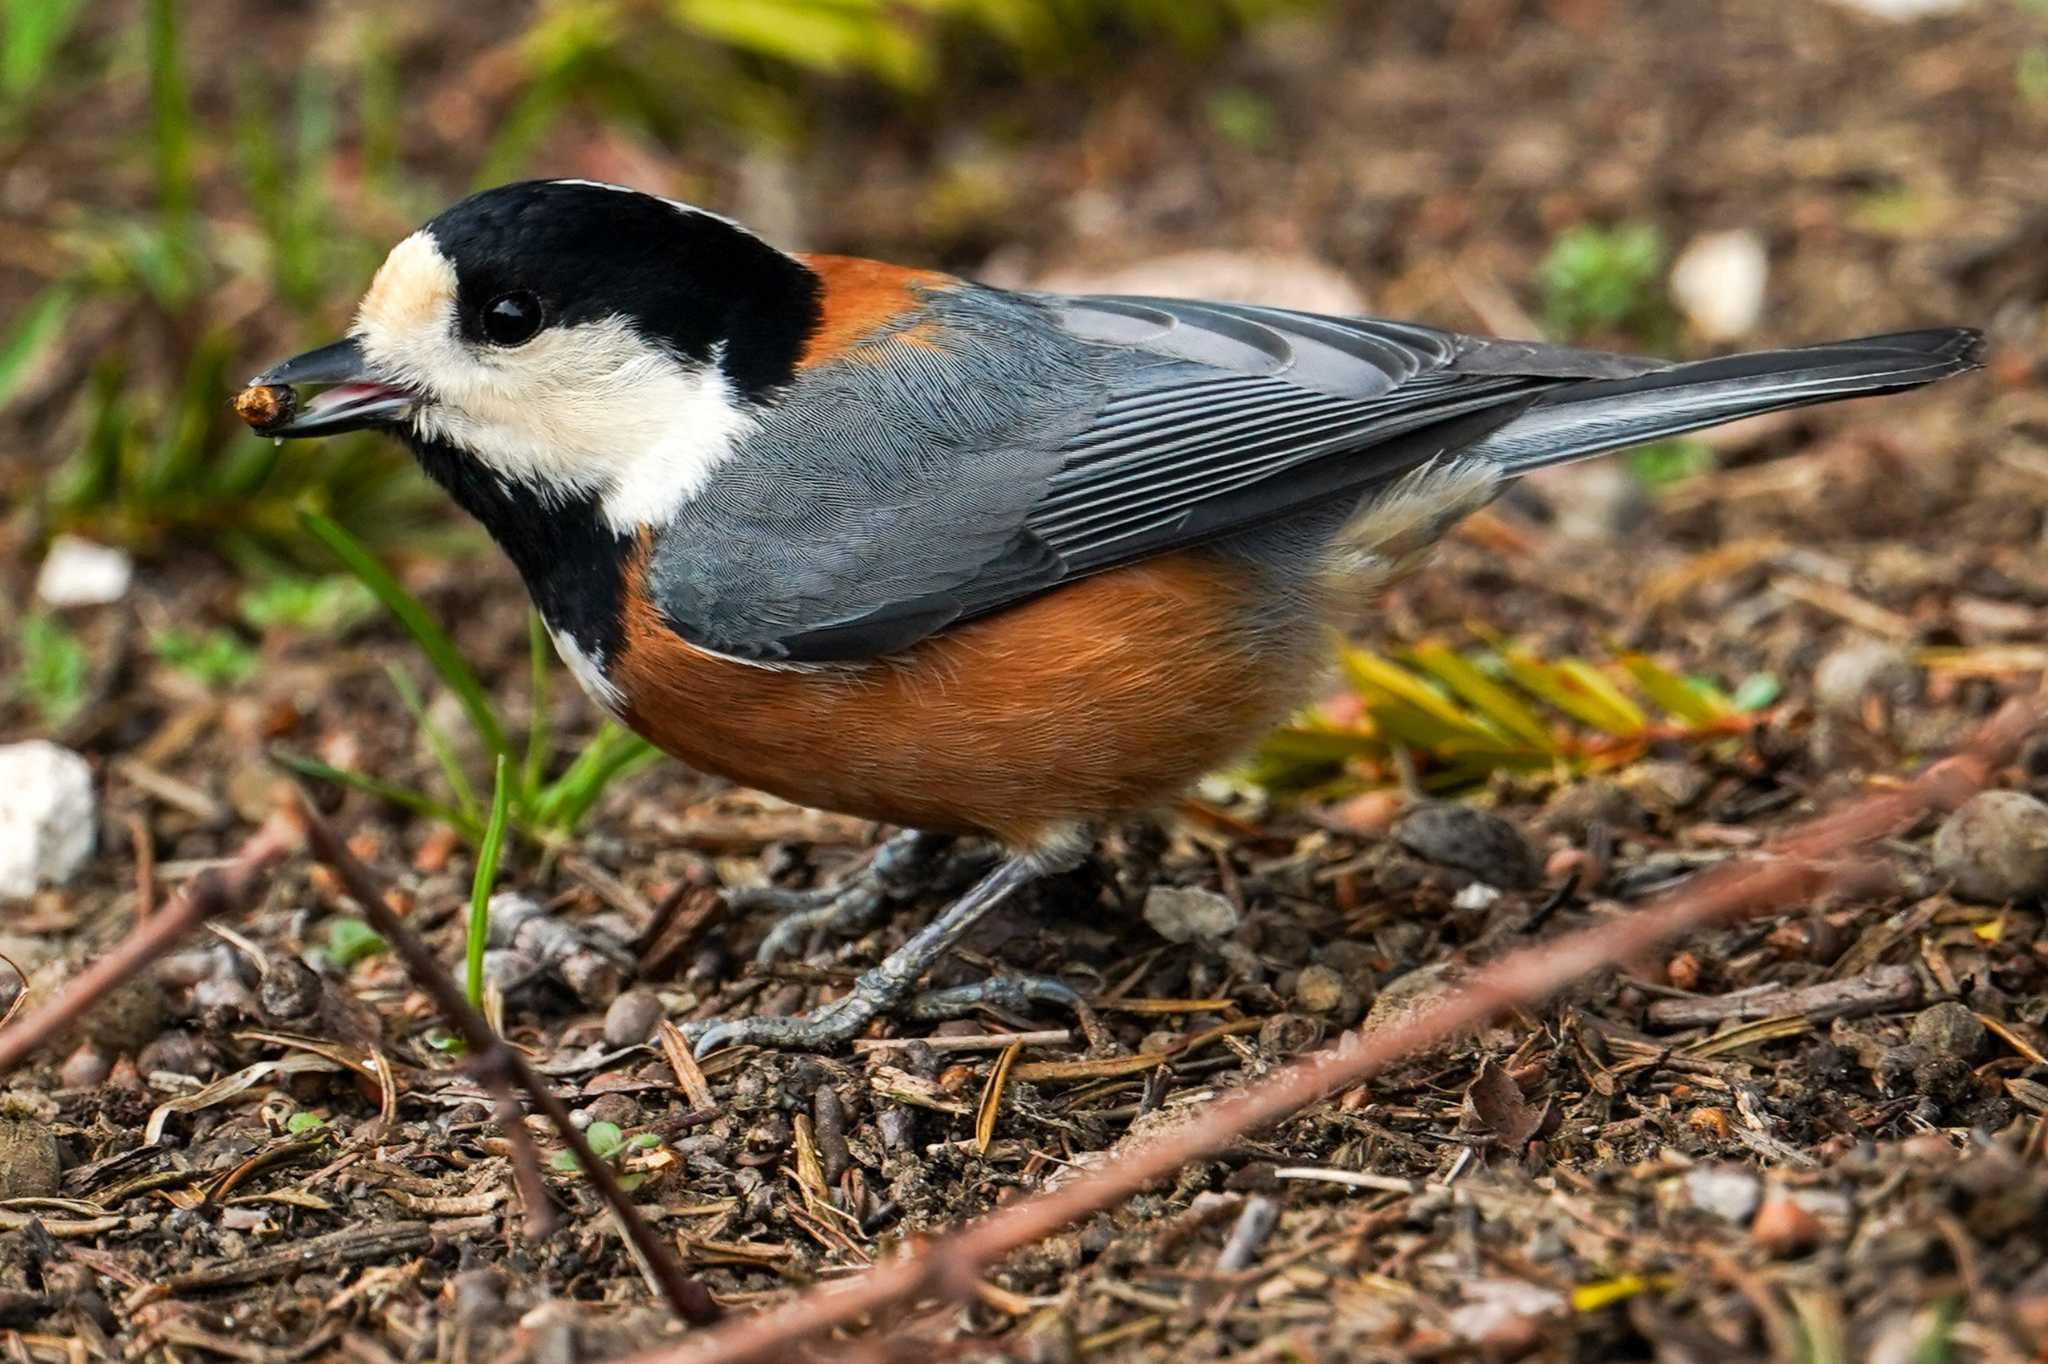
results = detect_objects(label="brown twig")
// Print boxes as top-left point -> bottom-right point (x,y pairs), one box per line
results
1645,963 -> 1921,1028
619,696 -> 2037,1364
291,795 -> 721,1328
0,811 -> 298,1075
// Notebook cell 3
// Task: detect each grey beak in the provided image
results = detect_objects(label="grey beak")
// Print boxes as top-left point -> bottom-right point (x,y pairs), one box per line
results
248,337 -> 417,437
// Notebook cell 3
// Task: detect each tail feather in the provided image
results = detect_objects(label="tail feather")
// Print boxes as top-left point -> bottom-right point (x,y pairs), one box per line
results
1463,327 -> 1983,470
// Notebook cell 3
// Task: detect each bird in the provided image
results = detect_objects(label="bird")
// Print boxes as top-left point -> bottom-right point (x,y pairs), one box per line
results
242,178 -> 1982,1054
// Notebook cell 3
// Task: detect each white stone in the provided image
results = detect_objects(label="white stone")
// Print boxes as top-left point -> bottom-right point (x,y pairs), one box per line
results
1669,230 -> 1769,342
1684,1164 -> 1762,1222
34,535 -> 132,608
0,741 -> 97,899
1452,882 -> 1502,911
1142,885 -> 1241,943
1446,1278 -> 1567,1342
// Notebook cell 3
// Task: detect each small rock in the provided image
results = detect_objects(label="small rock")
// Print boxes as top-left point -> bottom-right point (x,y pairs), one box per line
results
1812,639 -> 1918,716
0,1118 -> 60,1199
259,957 -> 324,1022
59,1042 -> 111,1089
584,1092 -> 638,1127
1910,1000 -> 1987,1061
1451,881 -> 1502,912
1256,1011 -> 1325,1055
0,741 -> 97,899
1750,1197 -> 1825,1256
1669,229 -> 1768,341
1932,791 -> 2048,903
1685,1164 -> 1762,1222
1292,964 -> 1347,1015
1363,961 -> 1463,1038
34,534 -> 132,608
1395,803 -> 1537,888
1618,760 -> 1709,814
604,989 -> 665,1048
27,963 -> 166,1055
1446,1278 -> 1566,1346
139,1029 -> 218,1080
1541,778 -> 1645,839
1142,885 -> 1241,943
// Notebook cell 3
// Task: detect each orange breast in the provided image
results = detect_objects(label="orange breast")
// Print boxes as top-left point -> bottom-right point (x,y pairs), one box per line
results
610,552 -> 1320,849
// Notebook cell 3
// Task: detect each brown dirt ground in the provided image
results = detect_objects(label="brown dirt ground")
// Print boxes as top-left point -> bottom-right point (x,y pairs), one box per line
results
5,1 -> 2048,1360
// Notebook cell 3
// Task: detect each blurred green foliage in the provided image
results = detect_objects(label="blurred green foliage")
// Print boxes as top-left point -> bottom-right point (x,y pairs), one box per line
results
12,615 -> 90,726
1540,222 -> 1672,346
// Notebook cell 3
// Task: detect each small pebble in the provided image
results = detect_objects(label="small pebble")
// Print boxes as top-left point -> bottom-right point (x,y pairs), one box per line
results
1750,1197 -> 1825,1256
604,989 -> 665,1048
1932,791 -> 2048,904
60,1042 -> 111,1089
35,534 -> 132,608
1292,963 -> 1347,1015
1669,228 -> 1768,341
138,1029 -> 217,1080
1363,961 -> 1463,1038
1541,778 -> 1645,839
1685,1164 -> 1761,1222
1394,803 -> 1537,888
0,1117 -> 61,1198
1811,639 -> 1917,716
1618,760 -> 1709,814
258,958 -> 324,1022
1142,885 -> 1241,943
0,741 -> 98,900
584,1092 -> 638,1127
1910,1000 -> 1987,1061
28,964 -> 167,1055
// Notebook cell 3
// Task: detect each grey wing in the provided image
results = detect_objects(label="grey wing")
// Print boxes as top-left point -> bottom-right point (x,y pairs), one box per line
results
648,287 -> 1654,663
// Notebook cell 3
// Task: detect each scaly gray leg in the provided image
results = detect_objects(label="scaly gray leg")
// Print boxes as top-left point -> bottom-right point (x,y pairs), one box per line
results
726,829 -> 969,964
690,841 -> 1084,1055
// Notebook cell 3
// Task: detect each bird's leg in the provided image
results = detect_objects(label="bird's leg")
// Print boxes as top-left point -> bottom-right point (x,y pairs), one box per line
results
728,829 -> 984,964
690,841 -> 1084,1055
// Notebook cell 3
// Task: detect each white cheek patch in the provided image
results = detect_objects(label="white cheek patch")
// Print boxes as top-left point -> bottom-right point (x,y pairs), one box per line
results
352,231 -> 756,534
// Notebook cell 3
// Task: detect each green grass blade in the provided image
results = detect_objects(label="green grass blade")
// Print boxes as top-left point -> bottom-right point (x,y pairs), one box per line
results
270,748 -> 480,837
467,754 -> 512,1010
533,724 -> 658,831
523,611 -> 551,800
299,508 -> 513,762
0,285 -> 75,410
384,663 -> 480,821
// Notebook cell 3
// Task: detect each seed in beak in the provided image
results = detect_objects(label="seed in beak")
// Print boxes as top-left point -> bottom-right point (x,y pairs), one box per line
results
232,383 -> 298,434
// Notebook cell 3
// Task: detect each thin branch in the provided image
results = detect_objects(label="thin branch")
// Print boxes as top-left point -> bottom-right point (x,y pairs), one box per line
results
0,810 -> 299,1075
291,793 -> 721,1328
618,696 -> 2038,1364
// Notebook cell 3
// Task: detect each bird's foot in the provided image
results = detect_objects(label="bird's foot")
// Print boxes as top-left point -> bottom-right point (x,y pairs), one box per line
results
726,830 -> 985,964
691,843 -> 1082,1055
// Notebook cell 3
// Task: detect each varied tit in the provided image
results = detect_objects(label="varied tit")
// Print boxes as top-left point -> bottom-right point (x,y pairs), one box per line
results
244,179 -> 1981,1054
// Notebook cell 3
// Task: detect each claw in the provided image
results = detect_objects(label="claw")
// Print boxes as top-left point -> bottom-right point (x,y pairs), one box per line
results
684,842 -> 1083,1056
903,974 -> 1084,1022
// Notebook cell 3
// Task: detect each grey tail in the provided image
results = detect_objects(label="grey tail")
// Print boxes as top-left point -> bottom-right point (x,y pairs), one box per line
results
1463,327 -> 1984,471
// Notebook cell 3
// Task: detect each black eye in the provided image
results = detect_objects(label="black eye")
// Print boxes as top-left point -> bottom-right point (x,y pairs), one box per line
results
482,291 -> 543,346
